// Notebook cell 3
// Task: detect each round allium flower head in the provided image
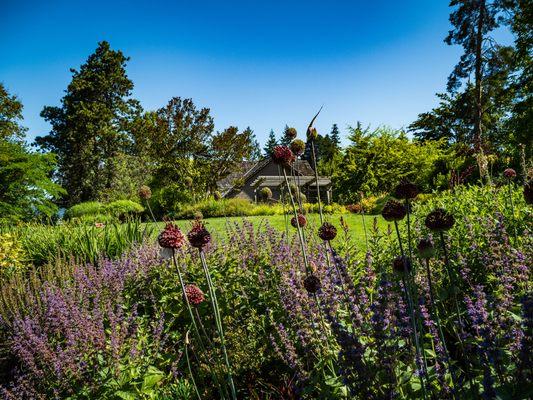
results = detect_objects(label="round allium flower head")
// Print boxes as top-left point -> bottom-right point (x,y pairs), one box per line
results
417,238 -> 435,259
291,213 -> 307,228
307,127 -> 318,141
158,223 -> 186,249
184,284 -> 205,306
524,179 -> 533,205
138,185 -> 152,200
392,256 -> 412,274
504,168 -> 516,179
381,200 -> 407,222
425,208 -> 455,232
393,179 -> 419,200
290,139 -> 305,156
187,220 -> 211,249
318,222 -> 337,241
271,145 -> 295,167
285,127 -> 297,140
303,274 -> 321,294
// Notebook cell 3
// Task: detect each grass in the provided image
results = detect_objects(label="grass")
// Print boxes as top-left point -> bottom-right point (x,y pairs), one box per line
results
153,213 -> 386,246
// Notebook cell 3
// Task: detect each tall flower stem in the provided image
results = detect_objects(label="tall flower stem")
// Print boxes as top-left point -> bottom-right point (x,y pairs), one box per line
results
424,258 -> 459,397
199,250 -> 237,400
310,140 -> 324,224
278,165 -> 290,244
507,178 -> 517,244
439,231 -> 463,327
145,200 -> 157,223
405,199 -> 414,260
282,168 -> 311,274
394,221 -> 428,400
184,330 -> 202,400
172,252 -> 228,399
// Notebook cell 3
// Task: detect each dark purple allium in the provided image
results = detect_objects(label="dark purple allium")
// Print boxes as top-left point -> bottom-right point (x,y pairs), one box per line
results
318,222 -> 337,241
184,284 -> 205,306
393,179 -> 419,200
381,200 -> 407,221
290,139 -> 305,156
158,223 -> 186,249
504,168 -> 516,179
303,274 -> 321,294
392,256 -> 412,274
417,238 -> 435,259
187,220 -> 211,249
307,126 -> 318,141
425,208 -> 455,232
291,214 -> 307,228
138,185 -> 152,200
272,145 -> 295,167
524,180 -> 533,205
285,127 -> 297,140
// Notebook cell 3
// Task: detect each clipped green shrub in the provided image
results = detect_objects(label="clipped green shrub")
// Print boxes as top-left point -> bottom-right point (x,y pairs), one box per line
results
65,201 -> 105,219
105,200 -> 144,218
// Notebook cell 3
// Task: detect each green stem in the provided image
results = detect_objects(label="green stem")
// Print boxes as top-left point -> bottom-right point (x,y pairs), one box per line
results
439,231 -> 463,327
199,250 -> 237,400
310,140 -> 324,224
185,330 -> 202,400
172,252 -> 228,400
394,221 -> 428,400
282,168 -> 312,274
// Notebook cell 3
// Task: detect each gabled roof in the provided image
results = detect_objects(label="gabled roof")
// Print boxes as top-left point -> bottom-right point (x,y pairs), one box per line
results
217,158 -> 320,197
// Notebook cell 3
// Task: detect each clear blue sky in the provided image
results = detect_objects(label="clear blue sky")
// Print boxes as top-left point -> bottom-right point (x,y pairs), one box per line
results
0,0 -> 495,147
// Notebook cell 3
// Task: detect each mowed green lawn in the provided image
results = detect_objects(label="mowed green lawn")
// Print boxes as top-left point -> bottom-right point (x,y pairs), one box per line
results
153,213 -> 387,245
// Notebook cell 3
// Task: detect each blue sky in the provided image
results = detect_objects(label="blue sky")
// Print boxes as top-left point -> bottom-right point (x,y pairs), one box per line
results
0,1 -> 501,146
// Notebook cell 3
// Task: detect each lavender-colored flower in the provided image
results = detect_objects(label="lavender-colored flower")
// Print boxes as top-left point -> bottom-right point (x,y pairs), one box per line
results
381,200 -> 407,221
393,179 -> 419,200
318,222 -> 337,241
291,214 -> 307,228
425,208 -> 455,231
303,274 -> 321,294
187,220 -> 211,249
184,284 -> 205,306
271,145 -> 295,167
158,223 -> 186,249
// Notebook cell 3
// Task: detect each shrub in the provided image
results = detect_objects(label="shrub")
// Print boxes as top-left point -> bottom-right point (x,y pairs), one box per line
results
0,233 -> 26,279
65,201 -> 105,219
259,187 -> 273,201
105,199 -> 144,218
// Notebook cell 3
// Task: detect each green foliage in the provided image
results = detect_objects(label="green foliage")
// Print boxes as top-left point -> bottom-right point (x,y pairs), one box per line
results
5,220 -> 155,265
36,41 -> 142,206
65,201 -> 105,219
106,199 -> 144,218
263,129 -> 278,157
333,125 -> 450,202
0,140 -> 65,225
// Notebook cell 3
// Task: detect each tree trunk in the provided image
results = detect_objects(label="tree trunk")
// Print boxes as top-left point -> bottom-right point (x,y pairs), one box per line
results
474,0 -> 485,152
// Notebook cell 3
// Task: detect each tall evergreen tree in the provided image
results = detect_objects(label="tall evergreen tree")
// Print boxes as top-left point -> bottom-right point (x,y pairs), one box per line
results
263,129 -> 278,157
330,123 -> 341,148
36,41 -> 141,205
445,0 -> 508,150
246,127 -> 262,160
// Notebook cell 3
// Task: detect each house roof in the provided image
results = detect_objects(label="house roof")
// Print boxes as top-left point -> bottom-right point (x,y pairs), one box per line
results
217,158 -> 324,197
